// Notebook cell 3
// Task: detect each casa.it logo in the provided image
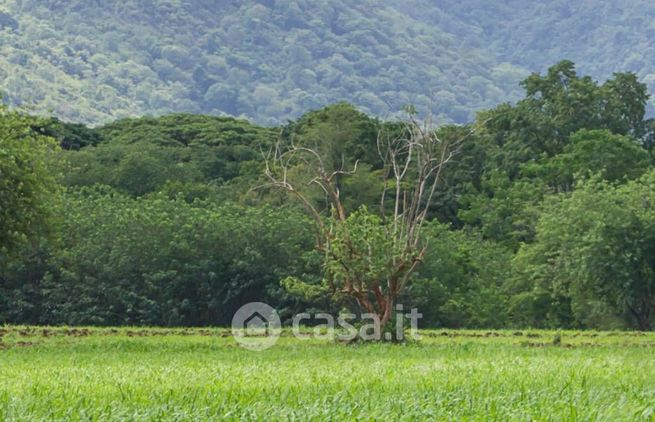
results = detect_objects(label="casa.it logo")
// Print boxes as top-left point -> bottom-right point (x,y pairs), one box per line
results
231,302 -> 282,351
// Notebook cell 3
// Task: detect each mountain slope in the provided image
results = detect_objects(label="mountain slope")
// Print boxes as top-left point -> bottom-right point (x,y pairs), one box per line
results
397,0 -> 655,83
0,0 -> 653,125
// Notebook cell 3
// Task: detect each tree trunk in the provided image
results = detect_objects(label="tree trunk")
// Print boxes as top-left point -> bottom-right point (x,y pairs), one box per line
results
380,297 -> 393,331
379,295 -> 404,342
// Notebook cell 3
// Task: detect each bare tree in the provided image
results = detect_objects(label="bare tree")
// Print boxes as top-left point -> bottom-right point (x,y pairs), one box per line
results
262,109 -> 467,337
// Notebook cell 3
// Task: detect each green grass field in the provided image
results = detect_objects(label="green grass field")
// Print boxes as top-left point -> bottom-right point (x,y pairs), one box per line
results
0,327 -> 654,421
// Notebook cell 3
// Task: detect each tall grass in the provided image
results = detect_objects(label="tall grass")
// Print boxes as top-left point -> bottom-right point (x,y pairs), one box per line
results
0,327 -> 653,420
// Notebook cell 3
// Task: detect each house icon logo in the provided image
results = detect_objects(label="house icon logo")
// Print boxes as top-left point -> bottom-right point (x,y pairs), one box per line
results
231,302 -> 281,350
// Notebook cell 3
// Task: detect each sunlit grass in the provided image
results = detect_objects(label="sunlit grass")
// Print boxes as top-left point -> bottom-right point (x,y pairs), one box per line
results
0,326 -> 654,420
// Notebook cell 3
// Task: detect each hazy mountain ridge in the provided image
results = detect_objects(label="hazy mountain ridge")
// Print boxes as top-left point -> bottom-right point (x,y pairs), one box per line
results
0,0 -> 653,125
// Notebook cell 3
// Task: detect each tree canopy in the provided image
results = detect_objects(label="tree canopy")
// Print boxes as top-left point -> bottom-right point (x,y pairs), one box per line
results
0,105 -> 60,254
2,61 -> 655,331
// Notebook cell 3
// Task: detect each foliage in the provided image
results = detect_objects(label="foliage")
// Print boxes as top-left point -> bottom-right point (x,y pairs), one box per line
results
409,224 -> 513,328
63,114 -> 275,198
2,59 -> 655,330
512,172 -> 655,330
459,63 -> 651,248
458,171 -> 546,250
31,117 -> 103,150
479,61 -> 648,178
427,124 -> 486,226
278,103 -> 384,212
0,188 -> 316,326
0,105 -> 60,254
522,129 -> 652,192
323,208 -> 413,312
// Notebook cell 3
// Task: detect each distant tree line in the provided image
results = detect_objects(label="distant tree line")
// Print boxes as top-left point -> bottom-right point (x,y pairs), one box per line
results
1,61 -> 655,330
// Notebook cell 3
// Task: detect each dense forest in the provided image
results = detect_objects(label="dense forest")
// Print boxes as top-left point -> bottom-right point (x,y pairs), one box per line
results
2,0 -> 655,125
2,61 -> 655,330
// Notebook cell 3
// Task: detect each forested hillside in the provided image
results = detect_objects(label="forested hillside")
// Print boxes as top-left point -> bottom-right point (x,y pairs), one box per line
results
2,0 -> 655,125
